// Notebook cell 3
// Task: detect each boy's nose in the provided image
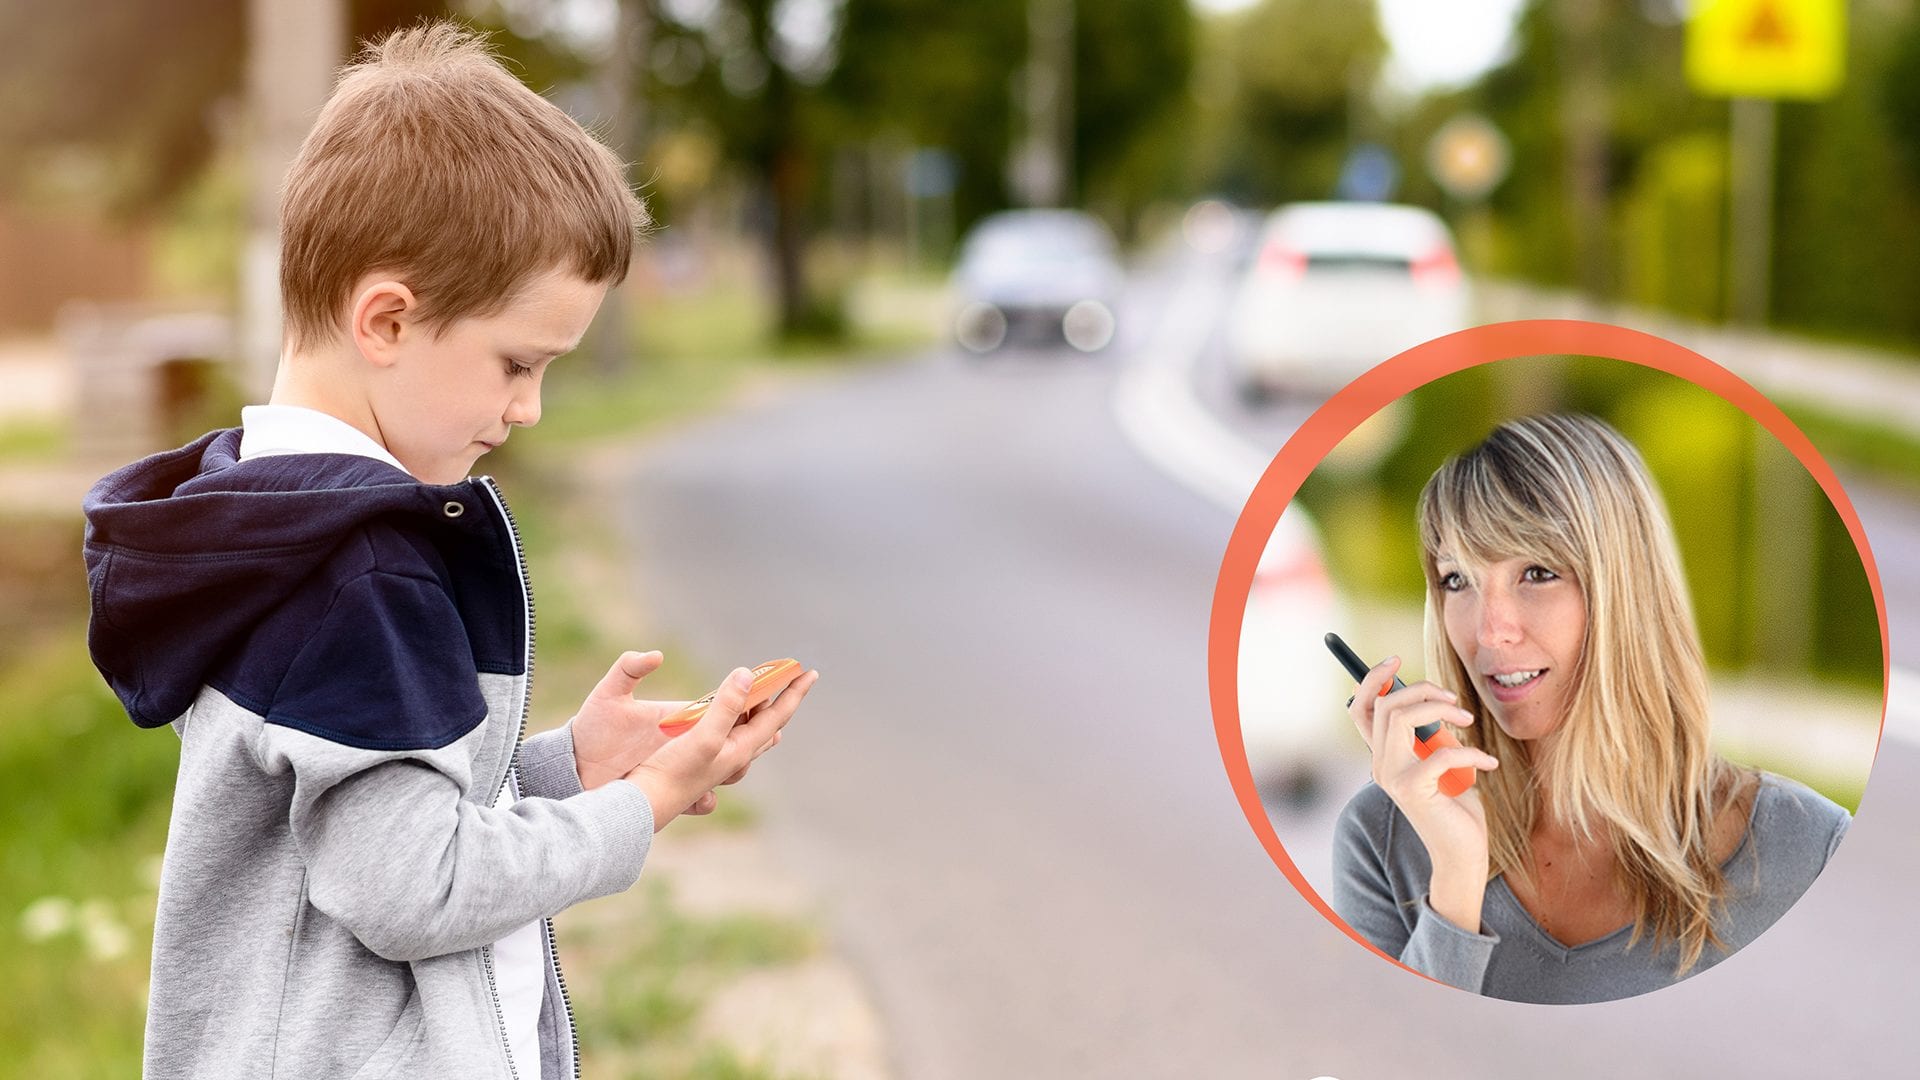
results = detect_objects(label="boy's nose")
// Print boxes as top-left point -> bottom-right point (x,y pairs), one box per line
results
505,389 -> 541,428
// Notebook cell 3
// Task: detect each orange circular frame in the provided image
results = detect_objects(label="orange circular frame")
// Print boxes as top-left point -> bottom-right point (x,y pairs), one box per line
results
1206,319 -> 1890,975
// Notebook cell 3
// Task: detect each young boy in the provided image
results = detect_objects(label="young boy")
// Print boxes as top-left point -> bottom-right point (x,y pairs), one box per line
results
81,21 -> 817,1079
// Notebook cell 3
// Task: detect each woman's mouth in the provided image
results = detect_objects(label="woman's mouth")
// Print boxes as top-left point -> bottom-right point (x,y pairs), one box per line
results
1486,668 -> 1547,702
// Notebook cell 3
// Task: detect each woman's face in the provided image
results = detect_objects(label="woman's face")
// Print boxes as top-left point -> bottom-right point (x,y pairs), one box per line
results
1437,554 -> 1588,743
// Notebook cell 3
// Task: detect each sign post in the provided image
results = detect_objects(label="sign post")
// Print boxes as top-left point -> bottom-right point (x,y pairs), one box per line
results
1685,0 -> 1846,326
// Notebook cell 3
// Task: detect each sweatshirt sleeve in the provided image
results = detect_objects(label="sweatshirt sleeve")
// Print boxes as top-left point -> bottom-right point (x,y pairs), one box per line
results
516,722 -> 586,800
257,569 -> 652,963
1331,784 -> 1496,992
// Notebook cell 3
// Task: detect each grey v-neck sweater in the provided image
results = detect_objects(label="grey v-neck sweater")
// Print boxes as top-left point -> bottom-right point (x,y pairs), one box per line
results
1331,771 -> 1849,1003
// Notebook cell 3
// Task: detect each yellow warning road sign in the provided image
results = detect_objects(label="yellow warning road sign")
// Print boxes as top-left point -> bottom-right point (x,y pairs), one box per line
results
1687,0 -> 1845,99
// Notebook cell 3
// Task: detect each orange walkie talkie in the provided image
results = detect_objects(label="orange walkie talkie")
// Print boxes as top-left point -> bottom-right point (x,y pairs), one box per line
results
659,659 -> 804,735
1325,632 -> 1476,797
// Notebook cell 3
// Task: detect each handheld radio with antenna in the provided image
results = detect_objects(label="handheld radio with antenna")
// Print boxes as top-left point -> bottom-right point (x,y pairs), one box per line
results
1325,632 -> 1476,797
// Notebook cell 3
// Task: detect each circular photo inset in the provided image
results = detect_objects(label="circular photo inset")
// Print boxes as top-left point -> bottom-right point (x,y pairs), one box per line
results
1212,325 -> 1885,1005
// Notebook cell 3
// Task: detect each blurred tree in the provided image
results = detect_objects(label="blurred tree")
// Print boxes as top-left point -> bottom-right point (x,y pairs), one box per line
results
1197,0 -> 1386,205
645,0 -> 1193,338
1775,0 -> 1920,345
645,0 -> 842,340
0,0 -> 465,219
1451,0 -> 1920,350
0,0 -> 245,217
826,0 -> 1023,242
1071,0 -> 1194,235
1473,0 -> 1721,296
828,0 -> 1191,235
1884,8 -> 1920,184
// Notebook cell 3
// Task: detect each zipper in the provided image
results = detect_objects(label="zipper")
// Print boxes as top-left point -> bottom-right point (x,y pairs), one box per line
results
480,476 -> 536,806
477,476 -> 583,1080
542,915 -> 581,1080
479,939 -> 523,1080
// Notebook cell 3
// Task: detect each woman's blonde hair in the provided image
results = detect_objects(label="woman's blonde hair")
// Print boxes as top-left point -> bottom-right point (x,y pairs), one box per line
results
278,20 -> 649,354
1416,413 -> 1751,974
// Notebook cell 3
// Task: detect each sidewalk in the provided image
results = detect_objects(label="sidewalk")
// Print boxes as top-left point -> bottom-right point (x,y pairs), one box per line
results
556,431 -> 894,1080
1476,281 -> 1920,439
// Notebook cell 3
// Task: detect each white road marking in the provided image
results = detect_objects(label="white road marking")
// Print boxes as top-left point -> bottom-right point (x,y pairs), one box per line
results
1110,269 -> 1269,515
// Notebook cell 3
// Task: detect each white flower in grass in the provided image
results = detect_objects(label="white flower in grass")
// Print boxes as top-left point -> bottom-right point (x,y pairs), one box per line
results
78,898 -> 131,961
20,896 -> 74,942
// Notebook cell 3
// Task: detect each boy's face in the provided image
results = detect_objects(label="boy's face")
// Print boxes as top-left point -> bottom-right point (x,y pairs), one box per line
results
363,266 -> 609,484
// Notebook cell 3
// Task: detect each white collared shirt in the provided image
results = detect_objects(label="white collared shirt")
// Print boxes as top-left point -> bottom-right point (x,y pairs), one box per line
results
238,404 -> 411,475
238,402 -> 548,1073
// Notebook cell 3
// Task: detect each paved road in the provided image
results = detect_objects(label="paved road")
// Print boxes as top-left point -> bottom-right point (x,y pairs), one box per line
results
612,259 -> 1920,1077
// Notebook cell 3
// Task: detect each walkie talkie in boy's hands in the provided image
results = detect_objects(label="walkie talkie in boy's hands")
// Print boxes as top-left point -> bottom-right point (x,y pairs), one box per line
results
659,659 -> 804,735
1324,632 -> 1477,797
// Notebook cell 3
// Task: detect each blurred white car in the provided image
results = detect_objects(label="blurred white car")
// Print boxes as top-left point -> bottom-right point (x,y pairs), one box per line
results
1236,506 -> 1352,805
1226,201 -> 1471,401
950,209 -> 1124,353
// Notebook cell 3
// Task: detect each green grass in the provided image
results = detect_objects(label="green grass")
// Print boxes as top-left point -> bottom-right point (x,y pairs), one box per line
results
1778,396 -> 1920,494
0,418 -> 64,463
0,633 -> 176,1078
562,879 -> 820,1080
1746,756 -> 1868,816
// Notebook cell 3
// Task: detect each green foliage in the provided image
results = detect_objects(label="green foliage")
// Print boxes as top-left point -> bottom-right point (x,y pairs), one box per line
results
1072,0 -> 1196,223
1882,12 -> 1920,185
826,0 -> 1024,229
1619,133 -> 1726,321
0,420 -> 65,464
1453,0 -> 1920,349
0,636 -> 178,1075
567,878 -> 817,1075
1780,397 -> 1920,495
826,0 -> 1194,233
1199,0 -> 1385,204
1772,10 -> 1920,344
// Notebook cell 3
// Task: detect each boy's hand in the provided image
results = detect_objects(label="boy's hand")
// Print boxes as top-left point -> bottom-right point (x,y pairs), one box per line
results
622,664 -> 816,832
569,651 -> 693,792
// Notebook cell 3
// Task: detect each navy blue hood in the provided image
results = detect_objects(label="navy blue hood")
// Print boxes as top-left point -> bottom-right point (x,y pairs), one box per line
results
83,428 -> 519,729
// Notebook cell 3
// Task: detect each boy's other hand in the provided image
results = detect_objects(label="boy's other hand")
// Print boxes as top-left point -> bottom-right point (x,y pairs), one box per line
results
622,664 -> 816,832
570,650 -> 694,792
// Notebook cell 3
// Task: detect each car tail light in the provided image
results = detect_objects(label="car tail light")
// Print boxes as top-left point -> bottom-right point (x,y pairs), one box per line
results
1258,243 -> 1309,281
1252,547 -> 1331,597
1409,245 -> 1460,288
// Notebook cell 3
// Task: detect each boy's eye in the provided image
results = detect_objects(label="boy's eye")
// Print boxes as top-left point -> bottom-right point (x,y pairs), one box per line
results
505,359 -> 537,379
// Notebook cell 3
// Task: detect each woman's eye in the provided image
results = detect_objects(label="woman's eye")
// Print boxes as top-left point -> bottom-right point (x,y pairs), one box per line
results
1439,571 -> 1465,592
1523,565 -> 1559,583
506,359 -> 537,379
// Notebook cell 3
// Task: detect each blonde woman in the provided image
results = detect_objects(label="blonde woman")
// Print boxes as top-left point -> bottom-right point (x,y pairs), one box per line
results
1331,413 -> 1851,1003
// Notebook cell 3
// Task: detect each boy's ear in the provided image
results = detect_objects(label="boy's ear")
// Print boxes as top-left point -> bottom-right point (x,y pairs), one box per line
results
350,279 -> 419,369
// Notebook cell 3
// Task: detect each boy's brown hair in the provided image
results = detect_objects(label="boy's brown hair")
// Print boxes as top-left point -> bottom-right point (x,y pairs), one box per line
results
278,20 -> 648,354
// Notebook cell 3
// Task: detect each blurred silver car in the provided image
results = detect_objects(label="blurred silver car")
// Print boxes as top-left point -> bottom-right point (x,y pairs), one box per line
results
1226,201 -> 1471,400
950,209 -> 1123,353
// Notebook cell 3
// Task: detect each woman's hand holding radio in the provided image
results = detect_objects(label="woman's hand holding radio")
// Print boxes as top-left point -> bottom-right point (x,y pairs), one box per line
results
1349,655 -> 1502,934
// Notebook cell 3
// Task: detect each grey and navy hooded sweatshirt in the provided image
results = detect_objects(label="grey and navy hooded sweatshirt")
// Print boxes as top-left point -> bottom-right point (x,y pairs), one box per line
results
83,426 -> 656,1079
